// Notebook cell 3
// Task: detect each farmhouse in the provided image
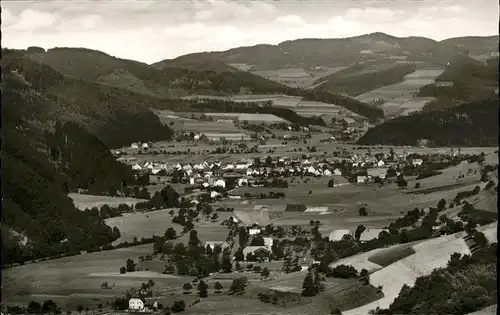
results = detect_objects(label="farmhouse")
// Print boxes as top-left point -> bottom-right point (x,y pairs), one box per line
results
342,117 -> 356,126
412,159 -> 424,166
128,298 -> 144,311
205,241 -> 229,251
249,228 -> 261,235
242,246 -> 271,260
214,179 -> 226,188
357,175 -> 368,183
263,237 -> 273,247
367,168 -> 388,180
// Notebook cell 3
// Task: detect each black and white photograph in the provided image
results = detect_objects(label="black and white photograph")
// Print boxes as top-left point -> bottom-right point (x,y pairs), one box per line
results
1,0 -> 498,314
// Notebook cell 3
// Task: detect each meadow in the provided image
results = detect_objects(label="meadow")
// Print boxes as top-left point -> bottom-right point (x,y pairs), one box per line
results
68,193 -> 148,210
2,244 -> 181,310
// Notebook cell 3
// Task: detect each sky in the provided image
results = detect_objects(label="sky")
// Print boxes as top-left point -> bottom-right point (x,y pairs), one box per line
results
2,0 -> 499,64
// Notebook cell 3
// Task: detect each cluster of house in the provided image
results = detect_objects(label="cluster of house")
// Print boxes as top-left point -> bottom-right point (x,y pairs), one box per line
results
205,229 -> 275,262
121,156 -> 347,188
350,151 -> 426,183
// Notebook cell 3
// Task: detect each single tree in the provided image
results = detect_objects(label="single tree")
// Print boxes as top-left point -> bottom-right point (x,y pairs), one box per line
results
197,280 -> 209,298
76,305 -> 84,314
126,259 -> 136,272
354,225 -> 366,241
437,198 -> 446,211
214,281 -> 223,293
171,300 -> 185,313
359,207 -> 368,216
302,272 -> 316,297
261,267 -> 270,278
165,228 -> 177,240
234,248 -> 244,261
42,300 -> 59,314
183,283 -> 192,294
221,254 -> 233,273
27,301 -> 42,314
360,268 -> 370,284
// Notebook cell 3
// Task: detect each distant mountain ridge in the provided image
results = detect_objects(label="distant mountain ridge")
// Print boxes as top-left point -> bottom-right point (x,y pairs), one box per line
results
154,33 -> 499,70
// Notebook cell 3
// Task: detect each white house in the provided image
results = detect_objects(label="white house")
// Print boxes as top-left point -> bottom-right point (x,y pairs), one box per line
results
323,169 -> 332,176
263,237 -> 273,247
205,241 -> 229,251
132,163 -> 142,171
357,175 -> 367,183
333,168 -> 343,176
412,159 -> 423,166
130,143 -> 139,149
214,179 -> 226,188
189,177 -> 195,185
377,160 -> 386,167
249,228 -> 261,235
238,178 -> 249,186
210,191 -> 220,198
128,298 -> 145,311
141,143 -> 149,149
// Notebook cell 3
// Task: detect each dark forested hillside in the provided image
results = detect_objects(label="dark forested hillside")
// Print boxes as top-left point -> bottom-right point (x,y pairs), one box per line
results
357,98 -> 499,146
418,56 -> 499,112
23,47 -> 290,96
1,120 -> 118,266
373,243 -> 497,315
1,50 -> 174,148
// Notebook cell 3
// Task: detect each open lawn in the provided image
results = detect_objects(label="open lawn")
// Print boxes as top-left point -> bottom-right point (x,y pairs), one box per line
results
68,193 -> 148,210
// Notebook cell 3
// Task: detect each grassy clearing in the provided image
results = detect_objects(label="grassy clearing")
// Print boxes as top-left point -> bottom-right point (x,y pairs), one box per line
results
68,193 -> 147,210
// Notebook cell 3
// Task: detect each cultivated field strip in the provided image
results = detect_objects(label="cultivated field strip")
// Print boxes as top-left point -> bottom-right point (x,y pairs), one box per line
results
343,227 -> 495,315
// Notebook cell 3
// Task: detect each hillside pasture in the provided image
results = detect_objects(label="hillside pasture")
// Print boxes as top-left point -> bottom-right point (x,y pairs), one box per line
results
1,244 -> 190,310
69,193 -> 148,210
105,209 -> 183,245
355,69 -> 444,116
252,68 -> 315,88
105,208 -> 232,245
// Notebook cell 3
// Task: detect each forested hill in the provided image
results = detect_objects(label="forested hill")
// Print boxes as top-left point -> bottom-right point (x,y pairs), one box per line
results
14,46 -> 381,121
1,118 -> 120,266
1,56 -> 154,266
1,49 -> 175,148
357,97 -> 499,146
